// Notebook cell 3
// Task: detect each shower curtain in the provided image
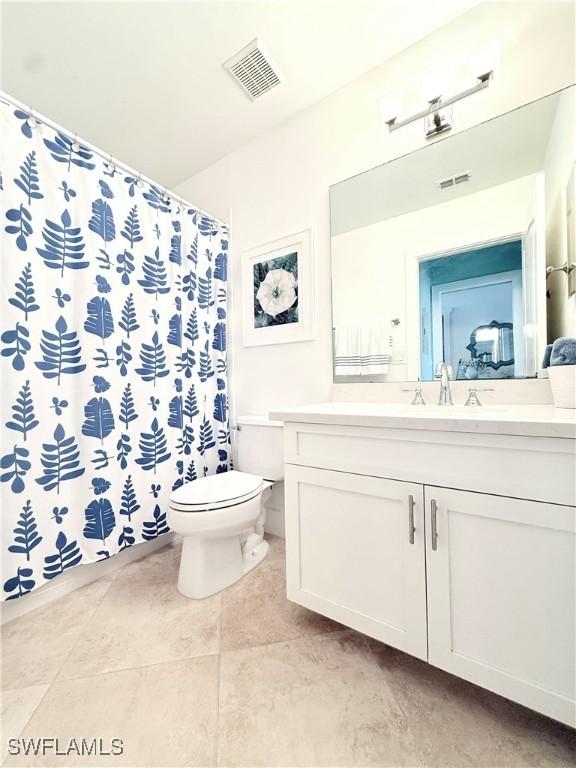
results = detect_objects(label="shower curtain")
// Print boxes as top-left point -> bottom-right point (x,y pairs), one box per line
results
0,98 -> 231,600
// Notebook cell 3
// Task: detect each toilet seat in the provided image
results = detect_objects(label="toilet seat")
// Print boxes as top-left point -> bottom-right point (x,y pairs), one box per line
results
170,489 -> 261,513
170,470 -> 263,513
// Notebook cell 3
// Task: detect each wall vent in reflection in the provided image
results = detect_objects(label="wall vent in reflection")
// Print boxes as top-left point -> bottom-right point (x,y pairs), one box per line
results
437,171 -> 472,190
224,38 -> 283,101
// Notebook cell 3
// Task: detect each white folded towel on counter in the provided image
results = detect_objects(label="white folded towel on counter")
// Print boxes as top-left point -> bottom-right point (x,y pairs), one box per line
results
334,325 -> 392,376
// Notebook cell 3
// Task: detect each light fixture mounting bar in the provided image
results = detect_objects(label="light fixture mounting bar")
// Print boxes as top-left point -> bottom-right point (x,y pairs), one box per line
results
386,72 -> 493,133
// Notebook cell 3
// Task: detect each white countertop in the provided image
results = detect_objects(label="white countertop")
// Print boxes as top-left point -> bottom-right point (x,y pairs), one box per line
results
270,402 -> 576,439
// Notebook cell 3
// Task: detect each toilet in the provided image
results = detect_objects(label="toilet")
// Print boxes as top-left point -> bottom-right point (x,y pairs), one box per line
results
168,416 -> 283,599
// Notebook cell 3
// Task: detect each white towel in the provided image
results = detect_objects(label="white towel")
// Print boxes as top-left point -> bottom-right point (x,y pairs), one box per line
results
335,325 -> 391,376
359,325 -> 391,375
334,326 -> 362,375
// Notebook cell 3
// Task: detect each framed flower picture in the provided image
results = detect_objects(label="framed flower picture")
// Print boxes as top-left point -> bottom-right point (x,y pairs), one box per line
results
242,228 -> 314,346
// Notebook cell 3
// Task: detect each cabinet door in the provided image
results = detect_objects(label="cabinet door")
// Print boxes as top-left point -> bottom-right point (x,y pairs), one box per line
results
425,486 -> 575,726
285,464 -> 427,659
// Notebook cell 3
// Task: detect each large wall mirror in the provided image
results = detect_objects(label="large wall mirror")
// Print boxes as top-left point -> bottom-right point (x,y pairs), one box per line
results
330,86 -> 575,382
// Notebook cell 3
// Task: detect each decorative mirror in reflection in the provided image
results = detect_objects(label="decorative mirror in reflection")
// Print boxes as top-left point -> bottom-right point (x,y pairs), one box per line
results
330,85 -> 575,383
466,321 -> 515,376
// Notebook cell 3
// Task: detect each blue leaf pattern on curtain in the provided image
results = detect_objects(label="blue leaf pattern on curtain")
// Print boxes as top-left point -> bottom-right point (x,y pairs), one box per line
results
84,296 -> 114,340
36,209 -> 89,274
83,498 -> 116,545
5,380 -> 39,440
81,397 -> 115,442
9,263 -> 40,320
1,101 -> 231,599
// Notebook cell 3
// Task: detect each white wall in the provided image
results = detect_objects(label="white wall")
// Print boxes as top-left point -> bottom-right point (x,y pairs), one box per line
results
544,87 -> 576,340
176,1 -> 575,417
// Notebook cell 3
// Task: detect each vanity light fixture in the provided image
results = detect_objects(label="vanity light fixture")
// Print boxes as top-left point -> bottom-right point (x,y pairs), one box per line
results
385,71 -> 493,138
424,97 -> 452,137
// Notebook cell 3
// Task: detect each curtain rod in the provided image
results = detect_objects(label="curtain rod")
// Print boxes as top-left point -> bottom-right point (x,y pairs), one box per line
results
0,89 -> 228,231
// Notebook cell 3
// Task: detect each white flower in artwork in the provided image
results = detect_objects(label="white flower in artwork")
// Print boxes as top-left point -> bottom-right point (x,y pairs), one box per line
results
256,268 -> 297,317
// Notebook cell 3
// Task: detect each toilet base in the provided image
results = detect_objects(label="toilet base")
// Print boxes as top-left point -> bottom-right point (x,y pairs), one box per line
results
176,532 -> 269,599
242,537 -> 269,575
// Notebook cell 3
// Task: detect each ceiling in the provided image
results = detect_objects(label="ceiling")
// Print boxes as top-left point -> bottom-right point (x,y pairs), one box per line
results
1,0 -> 478,187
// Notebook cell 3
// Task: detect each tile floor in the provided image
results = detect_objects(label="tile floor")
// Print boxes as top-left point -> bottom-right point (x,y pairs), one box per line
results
1,536 -> 575,767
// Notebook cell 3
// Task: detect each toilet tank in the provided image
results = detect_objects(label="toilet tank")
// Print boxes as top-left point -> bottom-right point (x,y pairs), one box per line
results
234,415 -> 284,481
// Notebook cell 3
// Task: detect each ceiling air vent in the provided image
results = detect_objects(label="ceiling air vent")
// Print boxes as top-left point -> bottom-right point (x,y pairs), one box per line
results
224,38 -> 283,101
437,171 -> 472,190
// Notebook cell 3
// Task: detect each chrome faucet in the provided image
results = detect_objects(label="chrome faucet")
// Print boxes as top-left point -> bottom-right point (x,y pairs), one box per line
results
435,362 -> 453,406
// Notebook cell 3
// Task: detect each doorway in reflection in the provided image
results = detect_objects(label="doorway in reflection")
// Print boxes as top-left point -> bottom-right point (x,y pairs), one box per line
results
419,239 -> 523,380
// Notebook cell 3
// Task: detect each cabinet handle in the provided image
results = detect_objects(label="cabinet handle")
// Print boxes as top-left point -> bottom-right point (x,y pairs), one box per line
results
408,495 -> 416,544
431,499 -> 438,551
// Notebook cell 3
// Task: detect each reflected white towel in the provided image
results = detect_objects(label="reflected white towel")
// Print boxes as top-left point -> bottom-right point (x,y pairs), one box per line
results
359,325 -> 391,375
335,325 -> 391,376
334,326 -> 362,375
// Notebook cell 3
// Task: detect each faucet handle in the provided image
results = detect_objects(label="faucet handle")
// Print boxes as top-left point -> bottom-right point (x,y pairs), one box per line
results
401,387 -> 427,405
464,387 -> 495,406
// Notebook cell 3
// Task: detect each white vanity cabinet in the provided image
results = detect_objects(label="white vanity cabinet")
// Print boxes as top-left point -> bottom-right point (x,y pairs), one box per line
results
285,465 -> 427,659
425,487 -> 575,726
277,411 -> 576,727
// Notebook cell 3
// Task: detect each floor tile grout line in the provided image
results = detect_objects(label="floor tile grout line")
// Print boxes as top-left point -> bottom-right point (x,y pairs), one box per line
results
50,572 -> 348,687
43,547 -> 182,687
3,540 -> 343,678
47,650 -> 222,686
49,572 -> 117,687
219,625 -> 354,657
214,593 -> 224,768
4,681 -> 52,745
355,632 -> 426,764
6,537 -> 569,767
1,625 -> 349,694
0,573 -> 117,739
1,572 -> 115,746
47,548 -> 221,688
3,538 -> 350,760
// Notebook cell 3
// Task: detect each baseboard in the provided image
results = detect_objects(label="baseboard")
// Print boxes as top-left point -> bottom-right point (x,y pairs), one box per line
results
1,533 -> 175,625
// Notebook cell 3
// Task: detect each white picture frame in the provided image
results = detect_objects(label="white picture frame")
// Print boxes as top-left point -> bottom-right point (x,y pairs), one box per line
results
242,228 -> 314,347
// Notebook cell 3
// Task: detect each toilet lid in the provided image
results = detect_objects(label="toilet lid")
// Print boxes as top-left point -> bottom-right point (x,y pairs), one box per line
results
170,470 -> 263,511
